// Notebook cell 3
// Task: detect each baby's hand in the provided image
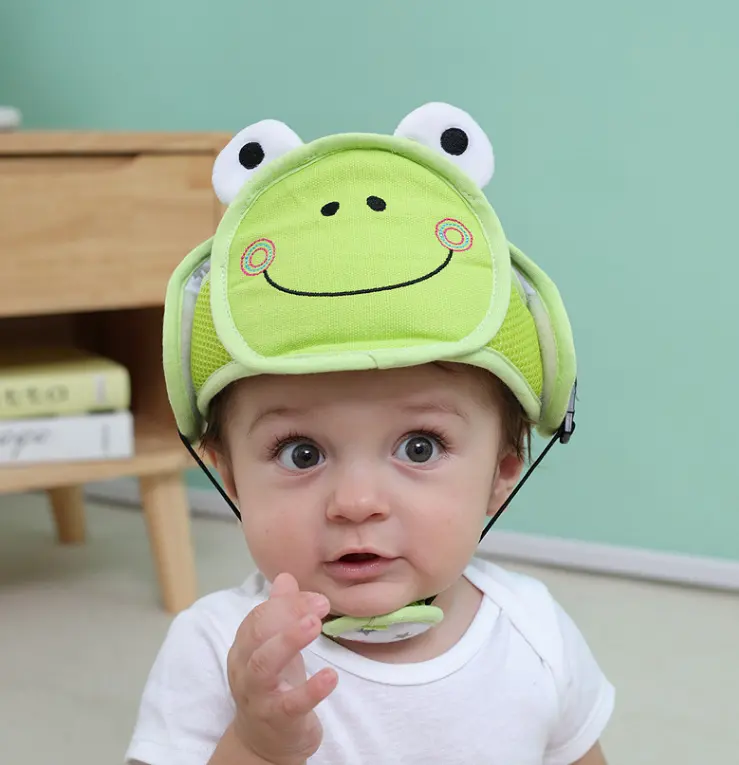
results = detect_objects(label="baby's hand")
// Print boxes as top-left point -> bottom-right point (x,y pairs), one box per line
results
227,572 -> 336,765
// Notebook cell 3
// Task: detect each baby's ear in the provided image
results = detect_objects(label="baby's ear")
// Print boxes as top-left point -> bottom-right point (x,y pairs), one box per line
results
204,446 -> 237,499
486,453 -> 524,517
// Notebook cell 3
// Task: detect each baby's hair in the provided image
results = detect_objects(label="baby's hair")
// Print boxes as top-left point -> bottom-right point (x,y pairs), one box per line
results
432,362 -> 532,463
199,388 -> 231,458
199,365 -> 532,464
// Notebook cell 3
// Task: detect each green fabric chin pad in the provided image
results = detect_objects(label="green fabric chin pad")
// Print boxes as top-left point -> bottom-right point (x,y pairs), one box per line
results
321,603 -> 444,638
162,131 -> 576,443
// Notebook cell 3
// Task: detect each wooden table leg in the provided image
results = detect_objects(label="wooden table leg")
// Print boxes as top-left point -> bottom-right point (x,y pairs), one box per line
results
47,485 -> 86,544
139,471 -> 197,613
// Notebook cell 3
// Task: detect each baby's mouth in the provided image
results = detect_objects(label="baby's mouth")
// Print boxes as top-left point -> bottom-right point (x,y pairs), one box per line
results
324,552 -> 397,581
338,552 -> 380,563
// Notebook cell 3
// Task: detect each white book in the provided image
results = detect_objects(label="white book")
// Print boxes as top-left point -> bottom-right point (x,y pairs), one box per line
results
0,411 -> 134,465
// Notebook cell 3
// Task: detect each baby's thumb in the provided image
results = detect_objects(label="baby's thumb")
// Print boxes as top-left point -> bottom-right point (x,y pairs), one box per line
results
269,571 -> 299,599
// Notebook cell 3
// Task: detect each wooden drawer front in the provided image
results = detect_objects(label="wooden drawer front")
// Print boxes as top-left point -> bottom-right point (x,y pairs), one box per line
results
0,153 -> 217,316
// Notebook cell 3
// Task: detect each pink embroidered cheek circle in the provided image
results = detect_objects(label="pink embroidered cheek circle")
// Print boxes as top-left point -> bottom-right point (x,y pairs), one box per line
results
435,218 -> 473,252
241,238 -> 276,276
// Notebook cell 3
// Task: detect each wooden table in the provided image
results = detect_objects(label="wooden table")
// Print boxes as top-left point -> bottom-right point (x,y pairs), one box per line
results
0,131 -> 229,612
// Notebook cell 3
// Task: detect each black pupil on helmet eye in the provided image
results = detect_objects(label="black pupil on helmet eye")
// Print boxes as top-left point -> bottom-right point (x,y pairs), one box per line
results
239,141 -> 265,170
440,127 -> 469,156
292,444 -> 320,468
406,437 -> 433,463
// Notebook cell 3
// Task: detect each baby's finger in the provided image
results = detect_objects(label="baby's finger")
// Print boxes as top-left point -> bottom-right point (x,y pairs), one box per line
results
245,613 -> 323,696
234,592 -> 330,663
274,668 -> 338,720
269,572 -> 299,599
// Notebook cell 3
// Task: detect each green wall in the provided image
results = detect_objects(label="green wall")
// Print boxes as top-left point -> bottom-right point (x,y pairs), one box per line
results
2,1 -> 737,560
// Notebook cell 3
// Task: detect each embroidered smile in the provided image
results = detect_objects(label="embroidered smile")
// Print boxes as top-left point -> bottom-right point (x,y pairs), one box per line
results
263,250 -> 454,297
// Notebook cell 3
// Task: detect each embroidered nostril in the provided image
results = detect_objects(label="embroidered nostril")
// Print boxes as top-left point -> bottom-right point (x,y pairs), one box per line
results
366,196 -> 386,212
321,201 -> 340,216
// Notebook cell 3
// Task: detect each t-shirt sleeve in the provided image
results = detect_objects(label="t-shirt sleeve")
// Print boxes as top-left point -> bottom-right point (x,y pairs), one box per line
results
124,608 -> 237,765
543,601 -> 615,765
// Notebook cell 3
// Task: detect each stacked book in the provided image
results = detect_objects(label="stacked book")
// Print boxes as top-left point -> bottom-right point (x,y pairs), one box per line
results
0,346 -> 134,465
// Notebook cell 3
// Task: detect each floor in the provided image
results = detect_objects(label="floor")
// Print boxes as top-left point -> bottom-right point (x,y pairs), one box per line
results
0,492 -> 737,765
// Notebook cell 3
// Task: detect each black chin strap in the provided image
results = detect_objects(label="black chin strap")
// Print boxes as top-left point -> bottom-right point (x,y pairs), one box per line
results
178,431 -> 242,521
479,428 -> 564,542
178,381 -> 578,536
480,381 -> 577,542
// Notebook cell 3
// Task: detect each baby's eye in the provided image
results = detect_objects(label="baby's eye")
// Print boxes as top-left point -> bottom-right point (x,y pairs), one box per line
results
394,434 -> 445,464
277,441 -> 324,470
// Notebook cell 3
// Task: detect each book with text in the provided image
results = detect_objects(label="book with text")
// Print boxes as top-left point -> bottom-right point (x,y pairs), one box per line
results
0,346 -> 130,419
0,411 -> 134,465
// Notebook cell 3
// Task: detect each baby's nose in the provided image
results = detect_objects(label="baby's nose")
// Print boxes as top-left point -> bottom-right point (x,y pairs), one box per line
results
326,469 -> 390,523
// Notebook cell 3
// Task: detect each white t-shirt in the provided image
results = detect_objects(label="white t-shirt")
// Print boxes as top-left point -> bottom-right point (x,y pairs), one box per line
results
125,558 -> 614,765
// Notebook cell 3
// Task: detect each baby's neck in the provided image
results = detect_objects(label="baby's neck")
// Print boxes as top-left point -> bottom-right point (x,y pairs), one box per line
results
331,576 -> 483,663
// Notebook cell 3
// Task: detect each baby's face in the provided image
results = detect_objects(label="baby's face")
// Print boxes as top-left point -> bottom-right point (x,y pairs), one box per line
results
212,364 -> 521,618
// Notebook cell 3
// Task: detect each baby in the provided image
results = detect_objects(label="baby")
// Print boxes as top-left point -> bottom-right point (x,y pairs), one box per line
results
126,102 -> 614,765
